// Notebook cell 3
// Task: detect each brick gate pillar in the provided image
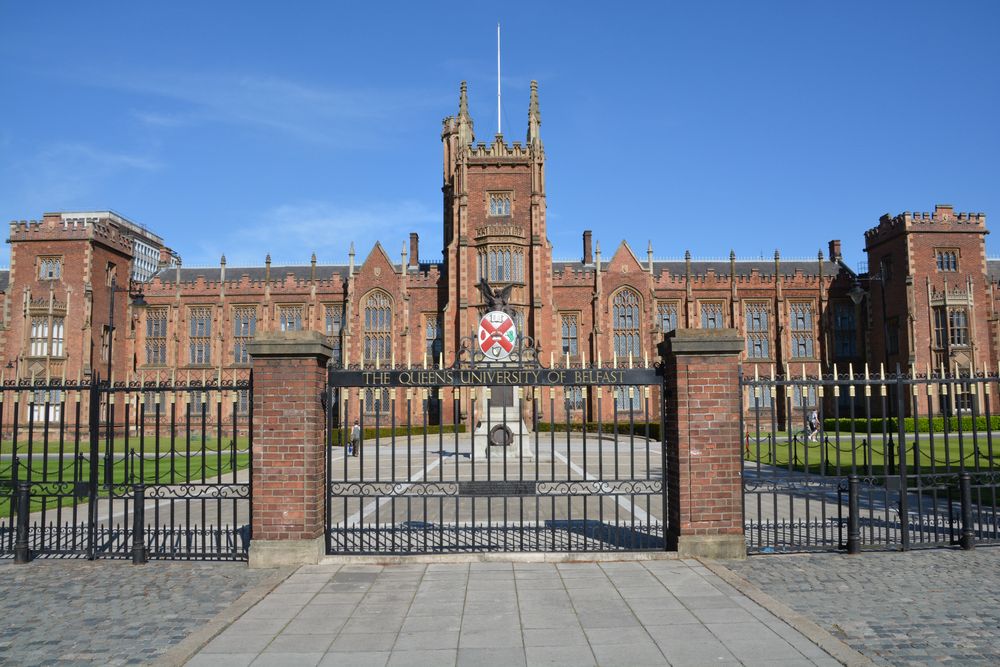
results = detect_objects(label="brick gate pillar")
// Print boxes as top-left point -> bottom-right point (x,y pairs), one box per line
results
248,331 -> 331,568
659,329 -> 746,559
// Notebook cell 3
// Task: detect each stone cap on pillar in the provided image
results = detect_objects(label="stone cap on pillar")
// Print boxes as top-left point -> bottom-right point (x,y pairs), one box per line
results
657,328 -> 744,358
248,330 -> 333,361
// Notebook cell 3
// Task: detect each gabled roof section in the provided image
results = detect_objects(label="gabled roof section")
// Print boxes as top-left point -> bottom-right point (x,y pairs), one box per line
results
359,242 -> 399,275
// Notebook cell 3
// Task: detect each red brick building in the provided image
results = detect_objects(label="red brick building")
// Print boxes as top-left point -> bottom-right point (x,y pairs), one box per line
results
1,82 -> 993,424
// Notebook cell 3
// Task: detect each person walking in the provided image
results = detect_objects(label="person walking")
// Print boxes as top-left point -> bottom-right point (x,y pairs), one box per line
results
350,419 -> 361,457
807,409 -> 820,442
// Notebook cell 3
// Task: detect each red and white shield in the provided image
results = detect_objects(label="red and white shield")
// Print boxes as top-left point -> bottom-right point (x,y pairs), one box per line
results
478,311 -> 517,361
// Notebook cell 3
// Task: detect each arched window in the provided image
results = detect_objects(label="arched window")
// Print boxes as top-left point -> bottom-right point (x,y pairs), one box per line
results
612,289 -> 642,359
363,291 -> 392,365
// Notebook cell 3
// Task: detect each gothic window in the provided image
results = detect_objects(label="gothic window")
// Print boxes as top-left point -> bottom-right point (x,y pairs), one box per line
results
565,386 -> 584,411
613,289 -> 641,358
278,305 -> 303,332
879,255 -> 893,281
793,386 -> 817,408
106,261 -> 117,287
101,326 -> 111,363
189,307 -> 212,365
146,309 -> 168,365
50,318 -> 64,357
325,304 -> 344,365
364,387 -> 390,416
933,307 -> 948,349
233,306 -> 256,364
561,314 -> 579,356
789,302 -> 814,359
488,192 -> 512,217
482,246 -> 524,282
38,257 -> 62,280
700,302 -> 725,329
363,291 -> 392,364
935,250 -> 959,272
833,302 -> 856,359
744,302 -> 770,360
30,317 -> 49,356
949,308 -> 969,346
425,315 -> 442,365
238,389 -> 251,415
657,302 -> 678,334
513,309 -> 525,336
614,385 -> 642,413
887,317 -> 900,355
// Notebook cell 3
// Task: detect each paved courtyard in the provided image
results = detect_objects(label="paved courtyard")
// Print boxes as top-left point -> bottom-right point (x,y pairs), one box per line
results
189,559 -> 842,667
0,559 -> 274,666
728,548 -> 1000,665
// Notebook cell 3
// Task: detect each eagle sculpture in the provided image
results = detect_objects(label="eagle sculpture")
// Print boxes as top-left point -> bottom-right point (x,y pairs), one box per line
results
476,278 -> 516,317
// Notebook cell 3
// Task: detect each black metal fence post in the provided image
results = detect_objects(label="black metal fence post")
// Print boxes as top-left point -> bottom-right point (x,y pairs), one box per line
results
87,378 -> 101,560
959,472 -> 974,550
847,474 -> 860,555
895,369 -> 910,551
131,483 -> 147,564
14,481 -> 31,563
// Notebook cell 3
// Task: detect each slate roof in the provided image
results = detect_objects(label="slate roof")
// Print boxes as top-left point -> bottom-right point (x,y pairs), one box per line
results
150,264 -> 350,283
553,259 -> 842,278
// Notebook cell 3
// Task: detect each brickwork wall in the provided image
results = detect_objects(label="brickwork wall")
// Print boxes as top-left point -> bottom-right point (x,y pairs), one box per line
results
663,335 -> 744,544
250,349 -> 327,542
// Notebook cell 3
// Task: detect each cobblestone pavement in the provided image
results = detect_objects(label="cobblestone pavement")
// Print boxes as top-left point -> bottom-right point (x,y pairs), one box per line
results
0,559 -> 271,666
727,548 -> 1000,665
189,559 -> 841,666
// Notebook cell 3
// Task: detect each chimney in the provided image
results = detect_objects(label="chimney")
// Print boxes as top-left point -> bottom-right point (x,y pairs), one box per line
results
583,230 -> 593,265
409,232 -> 419,267
828,239 -> 842,261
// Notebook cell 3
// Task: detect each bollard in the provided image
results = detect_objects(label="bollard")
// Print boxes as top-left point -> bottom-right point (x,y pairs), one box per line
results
959,472 -> 974,551
14,481 -> 31,564
847,474 -> 860,555
131,483 -> 148,564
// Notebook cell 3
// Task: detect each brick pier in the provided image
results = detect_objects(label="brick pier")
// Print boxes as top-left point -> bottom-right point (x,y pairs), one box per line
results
247,331 -> 331,567
660,328 -> 746,559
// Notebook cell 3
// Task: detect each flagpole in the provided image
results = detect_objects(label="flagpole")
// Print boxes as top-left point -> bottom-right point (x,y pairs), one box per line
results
497,22 -> 501,135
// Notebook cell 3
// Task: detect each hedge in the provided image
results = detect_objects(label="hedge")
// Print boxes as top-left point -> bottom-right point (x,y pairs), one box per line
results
821,415 -> 1000,434
535,421 -> 661,440
330,423 -> 466,444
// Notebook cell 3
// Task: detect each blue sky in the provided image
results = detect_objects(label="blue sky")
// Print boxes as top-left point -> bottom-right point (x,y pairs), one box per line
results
1,2 -> 998,270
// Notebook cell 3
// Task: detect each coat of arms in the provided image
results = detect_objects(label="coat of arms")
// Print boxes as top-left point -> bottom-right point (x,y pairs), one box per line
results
478,311 -> 517,361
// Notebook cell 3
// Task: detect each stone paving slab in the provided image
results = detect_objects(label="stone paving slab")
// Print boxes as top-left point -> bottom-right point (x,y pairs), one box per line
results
726,548 -> 1000,665
0,559 -> 274,666
188,560 -> 844,666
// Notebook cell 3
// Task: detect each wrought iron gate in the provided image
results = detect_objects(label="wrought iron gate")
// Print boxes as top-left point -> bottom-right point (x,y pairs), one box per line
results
0,373 -> 251,561
741,365 -> 1000,554
326,339 -> 667,554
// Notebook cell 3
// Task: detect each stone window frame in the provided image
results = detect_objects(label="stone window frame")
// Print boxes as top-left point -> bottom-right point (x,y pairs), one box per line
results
232,305 -> 257,365
744,301 -> 771,361
789,301 -> 815,360
656,301 -> 679,334
277,304 -> 304,332
30,316 -> 49,357
38,256 -> 63,281
487,191 -> 513,217
560,312 -> 580,357
935,248 -> 960,273
362,290 -> 393,365
699,300 -> 726,330
145,308 -> 169,366
565,386 -> 585,411
424,314 -> 442,366
478,246 -> 525,283
324,303 -> 345,365
188,306 -> 213,366
612,287 -> 642,359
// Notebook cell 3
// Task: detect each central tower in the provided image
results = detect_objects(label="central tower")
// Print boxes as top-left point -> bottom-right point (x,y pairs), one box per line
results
441,80 -> 554,363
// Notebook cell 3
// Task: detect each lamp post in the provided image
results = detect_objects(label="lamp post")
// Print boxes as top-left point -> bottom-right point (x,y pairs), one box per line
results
848,269 -> 894,473
105,276 -> 147,483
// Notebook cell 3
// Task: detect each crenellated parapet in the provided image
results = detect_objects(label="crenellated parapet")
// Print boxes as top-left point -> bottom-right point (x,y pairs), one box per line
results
865,204 -> 987,246
465,134 -> 534,161
9,215 -> 134,256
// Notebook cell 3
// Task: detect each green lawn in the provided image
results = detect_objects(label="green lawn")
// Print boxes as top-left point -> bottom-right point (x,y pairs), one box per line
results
0,434 -> 250,456
0,452 -> 250,516
744,434 -> 1000,475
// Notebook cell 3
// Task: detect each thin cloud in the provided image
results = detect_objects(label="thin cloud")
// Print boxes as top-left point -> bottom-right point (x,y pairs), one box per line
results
191,200 -> 440,266
89,69 -> 450,146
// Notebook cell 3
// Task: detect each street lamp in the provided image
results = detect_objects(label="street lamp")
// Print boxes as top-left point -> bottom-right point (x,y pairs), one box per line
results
107,277 -> 148,383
